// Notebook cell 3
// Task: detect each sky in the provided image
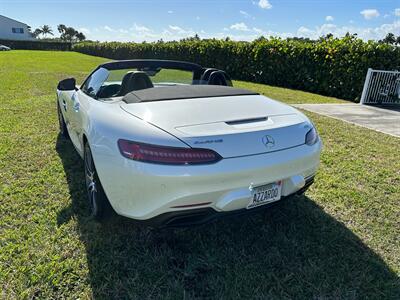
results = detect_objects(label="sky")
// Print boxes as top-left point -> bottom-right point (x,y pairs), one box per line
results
1,0 -> 399,42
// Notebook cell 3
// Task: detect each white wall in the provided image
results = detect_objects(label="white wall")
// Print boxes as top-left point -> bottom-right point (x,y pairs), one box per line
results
0,15 -> 34,41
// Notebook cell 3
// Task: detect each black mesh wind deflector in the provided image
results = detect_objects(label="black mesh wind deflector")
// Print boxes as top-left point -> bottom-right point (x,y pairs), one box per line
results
122,85 -> 259,103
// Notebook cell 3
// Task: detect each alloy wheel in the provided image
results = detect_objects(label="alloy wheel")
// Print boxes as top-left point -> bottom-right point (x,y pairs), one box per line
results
85,147 -> 98,216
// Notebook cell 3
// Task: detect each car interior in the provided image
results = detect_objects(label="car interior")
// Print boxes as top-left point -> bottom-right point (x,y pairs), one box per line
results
96,67 -> 232,99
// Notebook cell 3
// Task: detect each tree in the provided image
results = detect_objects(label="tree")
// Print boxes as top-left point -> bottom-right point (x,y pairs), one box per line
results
345,32 -> 357,38
32,28 -> 43,38
180,34 -> 201,42
27,26 -> 35,38
75,32 -> 86,42
382,33 -> 396,45
57,24 -> 86,42
317,33 -> 334,42
254,36 -> 268,42
57,24 -> 67,34
40,25 -> 53,38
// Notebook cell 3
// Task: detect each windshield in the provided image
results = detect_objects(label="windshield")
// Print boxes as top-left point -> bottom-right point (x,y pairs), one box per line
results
81,60 -> 232,99
82,67 -> 195,99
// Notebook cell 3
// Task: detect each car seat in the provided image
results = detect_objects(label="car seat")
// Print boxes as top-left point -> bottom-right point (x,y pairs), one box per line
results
116,71 -> 154,96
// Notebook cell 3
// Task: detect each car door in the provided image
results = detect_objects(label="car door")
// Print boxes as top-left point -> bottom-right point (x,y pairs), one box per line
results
67,90 -> 82,150
58,89 -> 75,133
69,68 -> 109,153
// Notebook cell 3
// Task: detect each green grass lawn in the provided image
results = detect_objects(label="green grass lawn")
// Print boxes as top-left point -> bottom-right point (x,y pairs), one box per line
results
234,80 -> 348,104
0,50 -> 399,299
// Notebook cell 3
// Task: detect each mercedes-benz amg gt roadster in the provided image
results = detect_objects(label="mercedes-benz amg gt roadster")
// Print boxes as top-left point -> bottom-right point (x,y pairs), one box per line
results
56,59 -> 322,227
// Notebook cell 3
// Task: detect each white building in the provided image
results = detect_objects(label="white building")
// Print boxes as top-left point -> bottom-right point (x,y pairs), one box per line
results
0,15 -> 34,40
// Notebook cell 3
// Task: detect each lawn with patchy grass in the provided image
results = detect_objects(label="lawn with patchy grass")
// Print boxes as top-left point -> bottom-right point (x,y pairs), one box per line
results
0,50 -> 399,299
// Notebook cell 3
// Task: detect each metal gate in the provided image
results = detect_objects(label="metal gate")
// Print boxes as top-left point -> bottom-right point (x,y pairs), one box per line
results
360,68 -> 400,105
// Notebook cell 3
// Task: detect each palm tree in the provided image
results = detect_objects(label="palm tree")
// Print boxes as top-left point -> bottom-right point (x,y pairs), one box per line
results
40,25 -> 53,38
32,28 -> 43,38
57,24 -> 86,42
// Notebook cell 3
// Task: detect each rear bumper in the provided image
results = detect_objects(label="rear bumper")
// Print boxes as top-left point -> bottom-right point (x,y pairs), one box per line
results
137,176 -> 314,228
138,202 -> 277,228
93,139 -> 322,221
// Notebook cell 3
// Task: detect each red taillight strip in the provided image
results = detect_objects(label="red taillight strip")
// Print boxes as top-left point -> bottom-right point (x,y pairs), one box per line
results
117,139 -> 222,165
171,202 -> 212,209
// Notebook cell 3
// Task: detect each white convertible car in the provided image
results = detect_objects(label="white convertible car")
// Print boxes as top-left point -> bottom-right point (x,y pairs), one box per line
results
57,59 -> 321,226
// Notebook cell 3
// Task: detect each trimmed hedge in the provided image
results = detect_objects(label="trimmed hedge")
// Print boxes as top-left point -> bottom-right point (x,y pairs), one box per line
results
73,37 -> 400,101
0,39 -> 71,51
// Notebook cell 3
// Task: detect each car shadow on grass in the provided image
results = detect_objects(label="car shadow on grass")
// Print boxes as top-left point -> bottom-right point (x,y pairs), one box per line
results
55,135 -> 400,299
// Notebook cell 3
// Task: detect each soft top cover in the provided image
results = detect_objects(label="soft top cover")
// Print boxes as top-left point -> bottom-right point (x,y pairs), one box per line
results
122,85 -> 259,103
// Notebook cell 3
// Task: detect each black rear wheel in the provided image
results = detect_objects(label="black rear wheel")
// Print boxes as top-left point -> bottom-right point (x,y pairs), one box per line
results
84,142 -> 113,221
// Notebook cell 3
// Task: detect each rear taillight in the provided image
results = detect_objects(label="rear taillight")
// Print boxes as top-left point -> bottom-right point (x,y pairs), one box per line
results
305,127 -> 319,145
117,139 -> 222,165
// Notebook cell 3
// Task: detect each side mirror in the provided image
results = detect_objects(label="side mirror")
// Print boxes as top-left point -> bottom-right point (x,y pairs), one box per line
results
57,78 -> 76,91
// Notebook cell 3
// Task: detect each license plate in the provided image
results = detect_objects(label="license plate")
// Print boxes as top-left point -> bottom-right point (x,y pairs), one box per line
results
247,181 -> 282,209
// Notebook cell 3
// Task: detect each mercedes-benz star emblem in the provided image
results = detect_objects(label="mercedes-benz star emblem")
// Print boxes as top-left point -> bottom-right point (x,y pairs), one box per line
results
262,135 -> 275,148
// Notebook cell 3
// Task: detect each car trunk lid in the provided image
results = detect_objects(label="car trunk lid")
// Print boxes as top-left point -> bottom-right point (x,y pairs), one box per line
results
120,95 -> 310,158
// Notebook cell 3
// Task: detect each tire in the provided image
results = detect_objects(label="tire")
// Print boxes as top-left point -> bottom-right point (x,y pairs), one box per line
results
57,101 -> 69,139
84,142 -> 113,221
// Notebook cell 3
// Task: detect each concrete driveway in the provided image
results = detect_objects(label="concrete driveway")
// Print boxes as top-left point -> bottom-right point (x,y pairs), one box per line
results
293,104 -> 400,137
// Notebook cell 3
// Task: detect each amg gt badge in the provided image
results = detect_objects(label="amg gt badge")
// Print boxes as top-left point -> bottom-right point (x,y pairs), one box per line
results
194,139 -> 223,145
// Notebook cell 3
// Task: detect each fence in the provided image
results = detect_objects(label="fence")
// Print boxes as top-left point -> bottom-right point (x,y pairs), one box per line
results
360,68 -> 400,105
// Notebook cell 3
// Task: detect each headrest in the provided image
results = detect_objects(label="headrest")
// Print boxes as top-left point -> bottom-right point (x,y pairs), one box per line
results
116,71 -> 153,96
208,71 -> 228,86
